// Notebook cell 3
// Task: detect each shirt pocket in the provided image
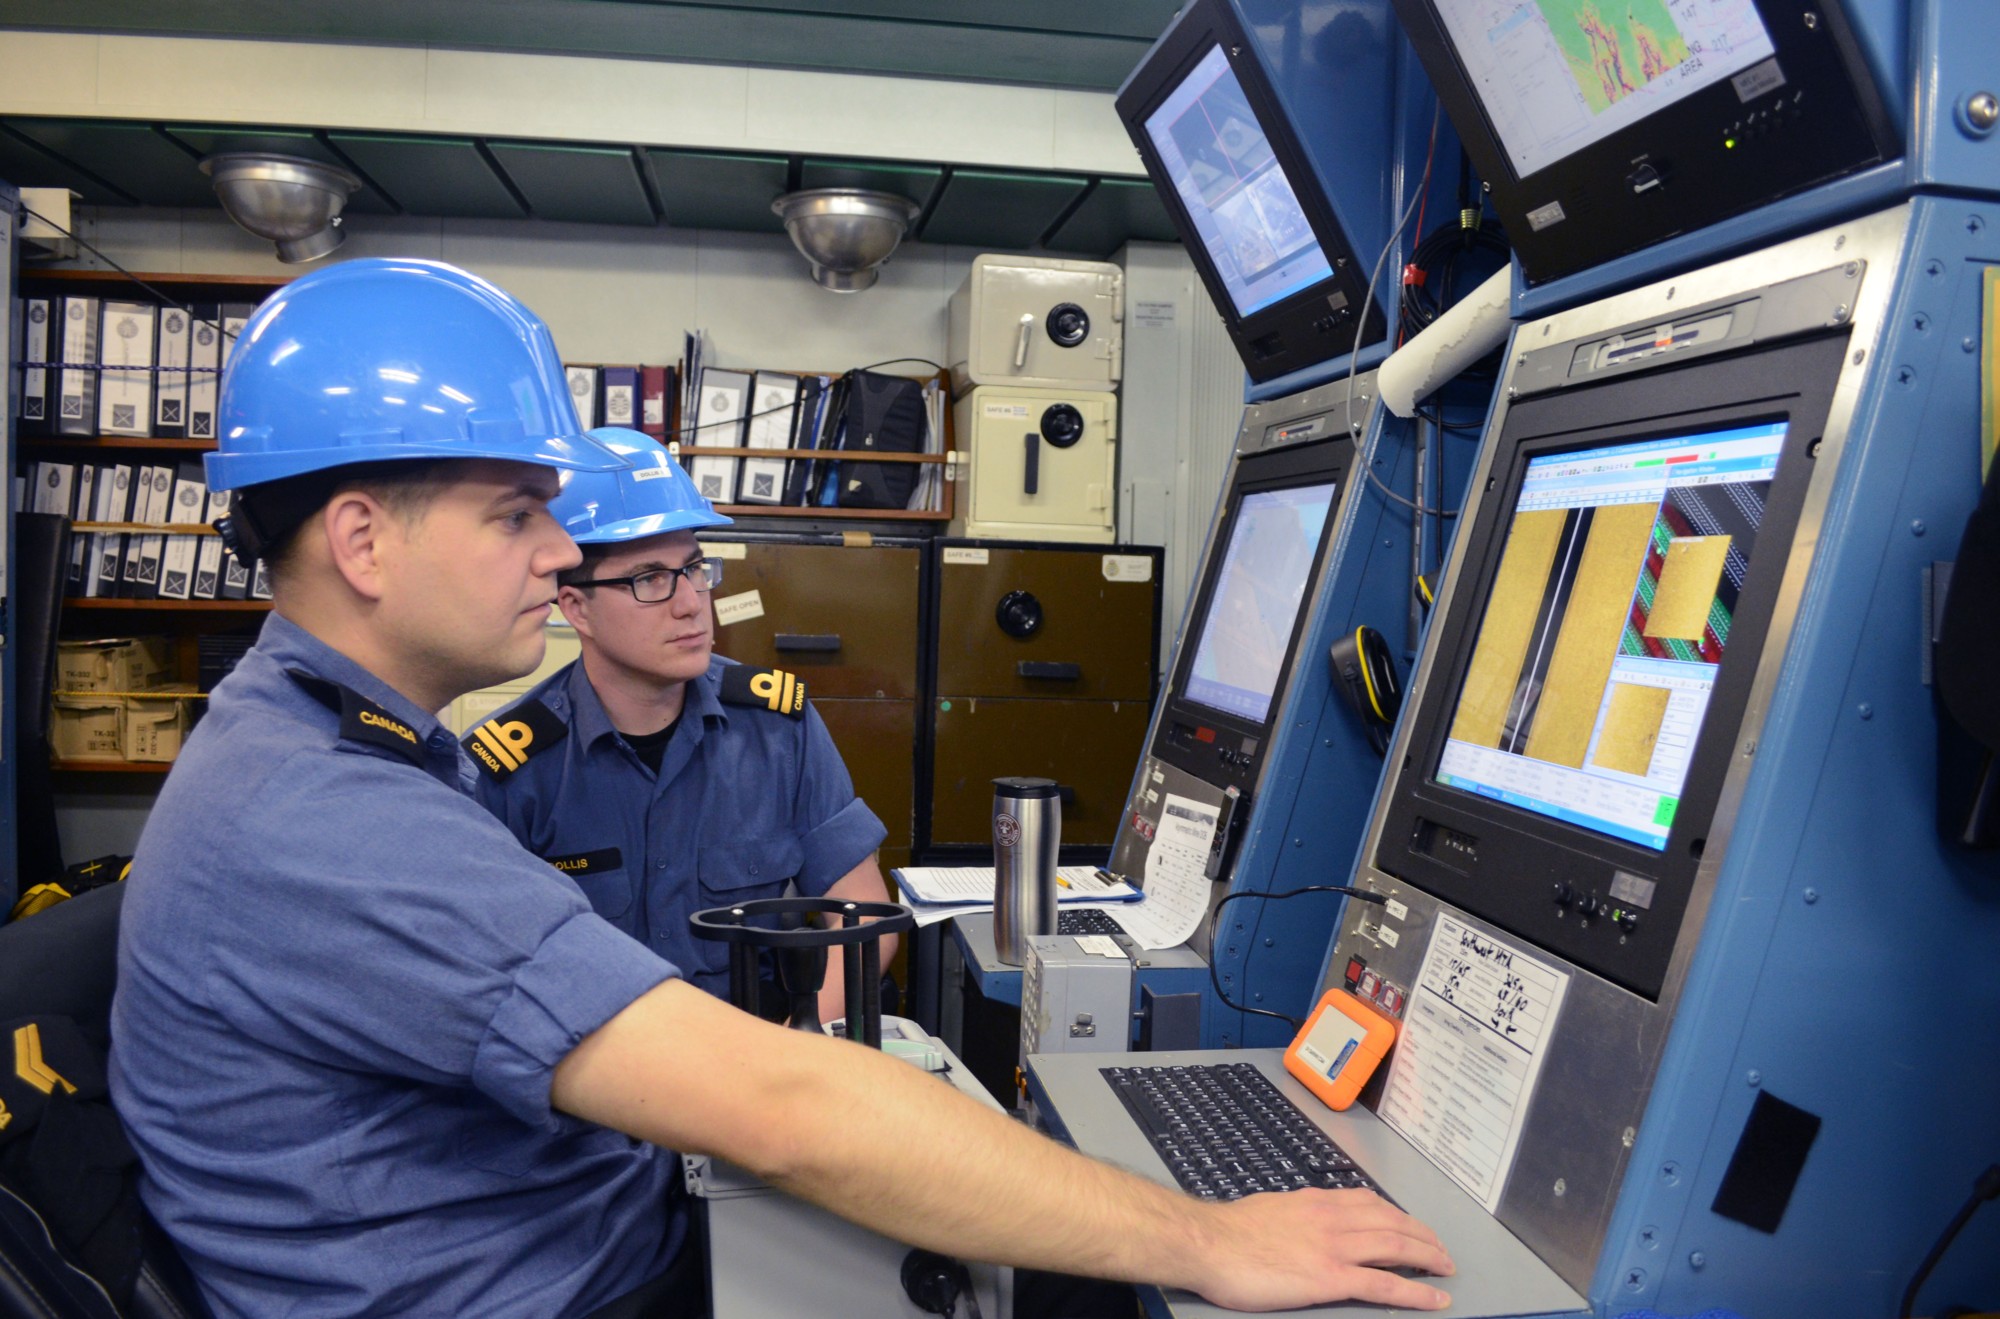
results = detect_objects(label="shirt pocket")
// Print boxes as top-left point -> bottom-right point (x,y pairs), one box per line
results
692,837 -> 805,978
542,846 -> 633,920
696,836 -> 804,906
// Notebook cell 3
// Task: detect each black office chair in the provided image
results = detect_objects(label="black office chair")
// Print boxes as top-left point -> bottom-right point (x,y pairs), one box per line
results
0,885 -> 209,1319
13,513 -> 73,909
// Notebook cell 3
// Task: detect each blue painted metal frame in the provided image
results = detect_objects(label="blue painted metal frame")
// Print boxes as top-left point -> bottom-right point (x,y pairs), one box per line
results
1207,383 -> 1492,1047
1233,3 -> 1467,404
1516,0 -> 2000,320
1,177 -> 20,910
1596,196 -> 2000,1316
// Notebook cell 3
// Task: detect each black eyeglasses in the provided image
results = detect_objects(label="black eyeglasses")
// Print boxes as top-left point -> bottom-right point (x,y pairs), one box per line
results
567,558 -> 722,603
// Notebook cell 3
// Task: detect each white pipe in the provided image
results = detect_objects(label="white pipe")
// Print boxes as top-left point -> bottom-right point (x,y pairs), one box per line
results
1377,264 -> 1514,418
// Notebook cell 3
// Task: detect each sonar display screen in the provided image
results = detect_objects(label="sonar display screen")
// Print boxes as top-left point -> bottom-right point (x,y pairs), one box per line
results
1184,482 -> 1337,725
1434,421 -> 1786,850
1142,44 -> 1334,319
1435,0 -> 1778,179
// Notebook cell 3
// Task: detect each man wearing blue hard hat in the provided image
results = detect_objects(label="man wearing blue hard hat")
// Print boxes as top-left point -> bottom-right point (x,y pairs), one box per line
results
464,428 -> 896,1026
108,258 -> 1455,1319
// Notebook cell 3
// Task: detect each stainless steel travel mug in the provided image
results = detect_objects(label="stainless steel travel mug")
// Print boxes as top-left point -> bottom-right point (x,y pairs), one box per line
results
993,776 -> 1061,965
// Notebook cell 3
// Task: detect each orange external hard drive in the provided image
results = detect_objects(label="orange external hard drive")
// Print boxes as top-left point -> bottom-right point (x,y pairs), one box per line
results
1282,989 -> 1398,1111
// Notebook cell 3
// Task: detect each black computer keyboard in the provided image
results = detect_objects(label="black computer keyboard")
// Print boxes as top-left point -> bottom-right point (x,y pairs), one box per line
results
1057,908 -> 1127,937
1100,1062 -> 1379,1202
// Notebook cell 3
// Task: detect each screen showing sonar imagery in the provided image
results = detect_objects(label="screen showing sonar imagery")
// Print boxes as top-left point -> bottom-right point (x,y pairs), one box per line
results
1434,421 -> 1786,850
1435,0 -> 1777,178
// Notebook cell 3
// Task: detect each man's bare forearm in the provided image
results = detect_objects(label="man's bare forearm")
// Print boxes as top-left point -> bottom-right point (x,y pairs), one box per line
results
554,981 -> 1454,1311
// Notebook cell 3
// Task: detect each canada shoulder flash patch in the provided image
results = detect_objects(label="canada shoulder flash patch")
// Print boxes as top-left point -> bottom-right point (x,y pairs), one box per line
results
463,700 -> 569,779
289,669 -> 428,766
718,665 -> 808,718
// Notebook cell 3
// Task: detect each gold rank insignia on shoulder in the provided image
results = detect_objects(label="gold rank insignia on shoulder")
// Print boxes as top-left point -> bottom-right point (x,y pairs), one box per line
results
719,665 -> 808,718
464,699 -> 569,779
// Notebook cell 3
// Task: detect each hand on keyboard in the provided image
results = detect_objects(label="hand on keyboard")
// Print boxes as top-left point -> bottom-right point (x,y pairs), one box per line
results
1190,1186 -> 1456,1313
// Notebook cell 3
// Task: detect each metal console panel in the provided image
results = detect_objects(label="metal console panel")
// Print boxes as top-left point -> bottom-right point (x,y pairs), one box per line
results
1337,206 -> 1913,1289
1029,1050 -> 1586,1319
1021,934 -> 1134,1057
1323,200 -> 2000,1311
688,1016 -> 1013,1318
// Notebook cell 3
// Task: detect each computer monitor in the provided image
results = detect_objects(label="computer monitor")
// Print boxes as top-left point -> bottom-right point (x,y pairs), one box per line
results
1154,431 -> 1350,797
1182,482 -> 1338,727
1373,328 -> 1849,998
1434,420 -> 1786,853
1393,0 -> 1896,285
1117,0 -> 1385,383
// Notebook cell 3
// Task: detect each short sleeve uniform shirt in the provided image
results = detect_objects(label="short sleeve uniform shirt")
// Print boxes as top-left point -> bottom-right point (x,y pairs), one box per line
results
466,658 -> 886,998
109,614 -> 683,1319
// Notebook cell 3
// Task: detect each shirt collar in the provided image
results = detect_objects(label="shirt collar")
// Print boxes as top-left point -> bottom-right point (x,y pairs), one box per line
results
258,613 -> 448,741
257,612 -> 461,780
564,657 -> 731,753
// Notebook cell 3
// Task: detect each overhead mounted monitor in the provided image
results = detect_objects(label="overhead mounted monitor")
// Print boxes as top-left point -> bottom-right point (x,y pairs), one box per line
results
1118,0 -> 1386,383
1373,329 -> 1850,999
1394,0 -> 1897,285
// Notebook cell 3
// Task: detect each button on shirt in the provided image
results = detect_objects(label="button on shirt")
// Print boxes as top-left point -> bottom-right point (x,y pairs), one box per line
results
468,658 -> 887,998
109,614 -> 683,1319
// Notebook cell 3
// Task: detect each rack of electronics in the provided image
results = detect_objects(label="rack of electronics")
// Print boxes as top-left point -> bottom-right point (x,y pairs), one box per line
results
1027,0 -> 2000,1316
937,0 -> 1498,1099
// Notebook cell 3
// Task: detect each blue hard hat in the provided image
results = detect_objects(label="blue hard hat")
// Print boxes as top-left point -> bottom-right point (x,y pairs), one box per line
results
552,428 -> 734,544
205,258 -> 622,493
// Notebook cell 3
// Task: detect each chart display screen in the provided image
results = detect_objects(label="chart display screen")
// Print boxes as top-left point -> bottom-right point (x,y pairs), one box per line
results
1434,0 -> 1779,178
1142,45 -> 1335,319
1434,421 -> 1786,849
1184,482 -> 1338,724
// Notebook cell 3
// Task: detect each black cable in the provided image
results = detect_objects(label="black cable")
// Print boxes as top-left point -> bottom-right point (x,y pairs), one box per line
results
1345,105 -> 1458,523
1399,216 -> 1509,348
1900,1162 -> 2000,1319
1206,885 -> 1389,1029
19,203 -> 241,343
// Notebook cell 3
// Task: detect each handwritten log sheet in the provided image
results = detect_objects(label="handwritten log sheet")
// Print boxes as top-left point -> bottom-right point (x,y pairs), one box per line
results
1377,912 -> 1571,1212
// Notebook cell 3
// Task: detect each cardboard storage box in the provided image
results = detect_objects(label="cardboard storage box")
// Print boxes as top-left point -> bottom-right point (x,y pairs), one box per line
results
123,686 -> 196,763
122,691 -> 194,763
57,636 -> 173,694
51,694 -> 125,761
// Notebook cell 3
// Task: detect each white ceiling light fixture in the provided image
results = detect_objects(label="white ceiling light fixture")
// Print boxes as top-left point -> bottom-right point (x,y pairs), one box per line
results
200,153 -> 363,264
771,188 -> 923,292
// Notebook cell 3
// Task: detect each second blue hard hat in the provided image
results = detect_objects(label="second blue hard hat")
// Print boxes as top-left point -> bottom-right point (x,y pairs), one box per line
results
552,429 -> 734,543
206,257 -> 622,493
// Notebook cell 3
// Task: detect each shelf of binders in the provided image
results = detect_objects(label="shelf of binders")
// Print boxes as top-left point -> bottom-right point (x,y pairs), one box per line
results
675,365 -> 957,523
18,272 -> 284,778
674,447 -> 957,523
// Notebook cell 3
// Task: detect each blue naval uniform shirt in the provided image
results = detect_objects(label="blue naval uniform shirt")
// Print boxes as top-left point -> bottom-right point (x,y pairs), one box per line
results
466,657 -> 887,999
108,614 -> 684,1319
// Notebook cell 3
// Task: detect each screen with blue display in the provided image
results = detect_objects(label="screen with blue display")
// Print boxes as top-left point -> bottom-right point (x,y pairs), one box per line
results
1184,481 -> 1339,725
1142,44 -> 1335,320
1434,420 -> 1786,850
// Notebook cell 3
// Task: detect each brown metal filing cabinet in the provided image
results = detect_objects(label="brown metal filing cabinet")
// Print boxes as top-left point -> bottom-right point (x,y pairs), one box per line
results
699,534 -> 926,873
925,540 -> 1162,851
